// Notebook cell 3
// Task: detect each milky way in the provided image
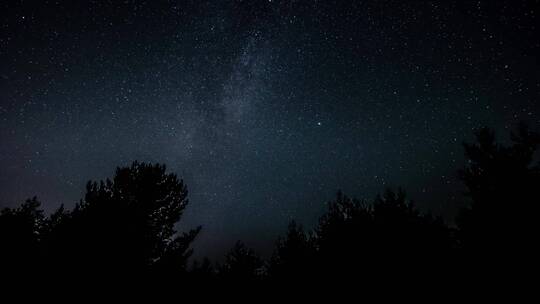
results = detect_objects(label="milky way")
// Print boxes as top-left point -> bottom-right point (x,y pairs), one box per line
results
1,1 -> 539,257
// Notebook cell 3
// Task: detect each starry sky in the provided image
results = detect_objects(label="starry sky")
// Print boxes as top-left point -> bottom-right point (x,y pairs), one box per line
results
1,0 -> 539,257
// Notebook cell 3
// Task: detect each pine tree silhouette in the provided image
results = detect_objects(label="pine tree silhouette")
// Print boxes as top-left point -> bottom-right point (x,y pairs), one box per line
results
312,189 -> 453,281
1,162 -> 200,280
218,241 -> 263,281
0,197 -> 44,275
1,123 -> 538,285
457,122 -> 540,272
268,220 -> 316,282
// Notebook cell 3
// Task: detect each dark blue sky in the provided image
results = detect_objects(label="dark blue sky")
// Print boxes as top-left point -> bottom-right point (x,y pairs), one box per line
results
1,0 -> 538,257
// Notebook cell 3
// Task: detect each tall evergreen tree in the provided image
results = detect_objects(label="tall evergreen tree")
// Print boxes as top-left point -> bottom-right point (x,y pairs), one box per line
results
457,123 -> 540,264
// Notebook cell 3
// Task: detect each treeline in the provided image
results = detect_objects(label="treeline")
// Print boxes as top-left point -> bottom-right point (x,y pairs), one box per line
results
1,123 -> 538,284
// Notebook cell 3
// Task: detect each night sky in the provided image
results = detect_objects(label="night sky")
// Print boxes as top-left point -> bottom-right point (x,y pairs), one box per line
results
1,0 -> 539,257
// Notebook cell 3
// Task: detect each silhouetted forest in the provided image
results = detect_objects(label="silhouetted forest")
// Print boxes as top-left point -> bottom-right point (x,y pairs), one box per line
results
1,123 -> 538,285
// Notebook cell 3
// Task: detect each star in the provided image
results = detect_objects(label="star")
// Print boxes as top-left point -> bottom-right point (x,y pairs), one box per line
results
1,0 -> 538,259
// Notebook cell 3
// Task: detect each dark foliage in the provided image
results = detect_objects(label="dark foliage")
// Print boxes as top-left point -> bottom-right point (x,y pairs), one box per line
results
268,221 -> 316,281
190,257 -> 215,281
0,197 -> 44,274
1,162 -> 199,280
1,123 -> 537,284
312,189 -> 454,281
457,123 -> 540,272
218,241 -> 263,281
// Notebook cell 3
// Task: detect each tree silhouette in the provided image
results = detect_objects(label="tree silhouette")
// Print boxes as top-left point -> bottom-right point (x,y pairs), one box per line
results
268,220 -> 316,281
311,189 -> 454,280
1,123 -> 538,283
1,162 -> 200,279
0,197 -> 44,275
314,191 -> 374,276
191,257 -> 215,281
372,189 -> 455,276
457,123 -> 540,268
218,241 -> 263,281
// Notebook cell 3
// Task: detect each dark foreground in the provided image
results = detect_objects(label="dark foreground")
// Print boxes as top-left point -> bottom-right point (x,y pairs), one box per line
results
1,124 -> 538,288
